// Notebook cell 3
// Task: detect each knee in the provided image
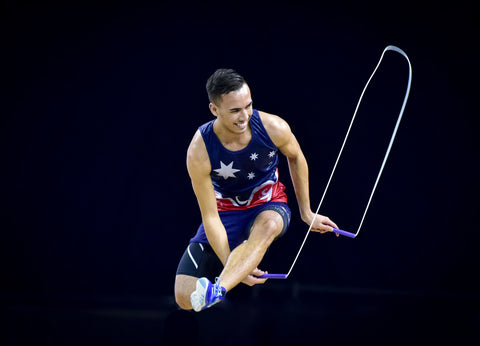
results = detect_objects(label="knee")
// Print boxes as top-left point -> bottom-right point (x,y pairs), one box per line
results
175,288 -> 193,310
257,218 -> 283,247
174,277 -> 194,310
265,218 -> 283,238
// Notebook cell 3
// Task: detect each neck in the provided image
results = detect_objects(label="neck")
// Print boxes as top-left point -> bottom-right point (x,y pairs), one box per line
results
213,120 -> 252,151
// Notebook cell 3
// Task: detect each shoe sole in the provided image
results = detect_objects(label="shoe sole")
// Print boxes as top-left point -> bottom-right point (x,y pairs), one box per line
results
190,277 -> 209,312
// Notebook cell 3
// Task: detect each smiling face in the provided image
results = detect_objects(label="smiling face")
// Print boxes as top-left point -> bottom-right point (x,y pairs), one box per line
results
209,83 -> 253,136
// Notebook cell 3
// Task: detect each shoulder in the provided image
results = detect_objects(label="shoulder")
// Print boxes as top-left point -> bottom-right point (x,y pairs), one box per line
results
187,130 -> 211,175
258,110 -> 293,148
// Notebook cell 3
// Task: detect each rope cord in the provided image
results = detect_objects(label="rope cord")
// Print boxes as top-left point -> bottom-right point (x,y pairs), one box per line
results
285,45 -> 412,278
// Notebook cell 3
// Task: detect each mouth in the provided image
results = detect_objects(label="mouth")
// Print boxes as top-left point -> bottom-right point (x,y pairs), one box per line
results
235,121 -> 248,130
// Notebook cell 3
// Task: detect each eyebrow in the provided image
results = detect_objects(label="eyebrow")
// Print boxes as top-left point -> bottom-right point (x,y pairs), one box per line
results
229,101 -> 253,112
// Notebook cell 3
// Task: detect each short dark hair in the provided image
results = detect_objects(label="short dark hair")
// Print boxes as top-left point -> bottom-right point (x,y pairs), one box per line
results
206,69 -> 246,105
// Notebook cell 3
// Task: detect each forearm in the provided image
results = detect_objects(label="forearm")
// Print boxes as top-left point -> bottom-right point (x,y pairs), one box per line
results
203,218 -> 231,266
187,132 -> 232,267
287,152 -> 314,222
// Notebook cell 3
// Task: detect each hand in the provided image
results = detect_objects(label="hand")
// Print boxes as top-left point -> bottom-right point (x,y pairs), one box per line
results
303,212 -> 339,237
242,268 -> 268,286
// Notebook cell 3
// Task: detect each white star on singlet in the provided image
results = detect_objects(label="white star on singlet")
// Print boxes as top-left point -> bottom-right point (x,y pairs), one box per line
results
268,150 -> 276,158
247,172 -> 255,180
214,161 -> 240,180
250,152 -> 259,161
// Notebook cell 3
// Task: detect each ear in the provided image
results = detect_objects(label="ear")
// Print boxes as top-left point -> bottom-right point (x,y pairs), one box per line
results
209,102 -> 219,117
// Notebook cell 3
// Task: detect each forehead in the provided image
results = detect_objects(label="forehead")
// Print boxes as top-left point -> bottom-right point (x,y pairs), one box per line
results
219,84 -> 251,108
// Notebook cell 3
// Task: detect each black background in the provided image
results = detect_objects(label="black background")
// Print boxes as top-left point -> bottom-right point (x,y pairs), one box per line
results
1,1 -> 478,345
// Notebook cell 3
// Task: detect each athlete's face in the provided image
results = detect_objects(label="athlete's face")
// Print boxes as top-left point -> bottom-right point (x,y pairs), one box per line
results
209,83 -> 253,134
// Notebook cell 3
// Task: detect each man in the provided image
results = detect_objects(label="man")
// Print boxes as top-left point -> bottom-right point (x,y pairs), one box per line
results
175,69 -> 338,312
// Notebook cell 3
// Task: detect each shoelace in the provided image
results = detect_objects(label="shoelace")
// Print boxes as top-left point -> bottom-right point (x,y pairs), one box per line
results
213,277 -> 224,297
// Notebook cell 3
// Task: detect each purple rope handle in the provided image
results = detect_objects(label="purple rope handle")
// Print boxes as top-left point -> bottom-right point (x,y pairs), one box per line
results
333,228 -> 356,238
257,273 -> 288,279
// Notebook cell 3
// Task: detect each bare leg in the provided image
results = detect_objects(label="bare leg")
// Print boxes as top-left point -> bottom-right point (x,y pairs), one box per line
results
219,210 -> 284,292
174,274 -> 198,310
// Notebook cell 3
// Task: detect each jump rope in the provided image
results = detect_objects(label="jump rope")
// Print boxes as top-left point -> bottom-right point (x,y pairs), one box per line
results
260,45 -> 412,279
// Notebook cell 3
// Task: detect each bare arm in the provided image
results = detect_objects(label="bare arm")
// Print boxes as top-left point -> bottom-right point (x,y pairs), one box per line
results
186,130 -> 231,265
260,111 -> 338,233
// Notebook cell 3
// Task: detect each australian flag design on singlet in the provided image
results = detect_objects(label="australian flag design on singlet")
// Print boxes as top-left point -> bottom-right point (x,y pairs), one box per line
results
199,109 -> 288,211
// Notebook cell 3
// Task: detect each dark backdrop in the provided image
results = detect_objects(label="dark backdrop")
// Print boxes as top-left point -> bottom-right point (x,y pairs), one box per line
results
1,1 -> 478,345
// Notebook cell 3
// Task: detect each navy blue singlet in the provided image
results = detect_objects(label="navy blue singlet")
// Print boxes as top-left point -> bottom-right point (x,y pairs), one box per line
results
199,109 -> 287,211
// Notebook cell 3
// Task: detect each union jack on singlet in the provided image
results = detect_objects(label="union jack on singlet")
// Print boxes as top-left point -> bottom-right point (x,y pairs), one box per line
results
200,109 -> 288,211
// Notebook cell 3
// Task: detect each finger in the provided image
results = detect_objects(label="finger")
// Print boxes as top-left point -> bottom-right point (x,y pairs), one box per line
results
249,275 -> 267,284
323,217 -> 339,230
314,224 -> 333,233
253,270 -> 268,280
311,226 -> 329,233
251,268 -> 265,276
324,225 -> 335,233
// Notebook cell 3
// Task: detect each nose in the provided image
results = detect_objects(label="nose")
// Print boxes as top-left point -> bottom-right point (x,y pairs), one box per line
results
239,109 -> 250,121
